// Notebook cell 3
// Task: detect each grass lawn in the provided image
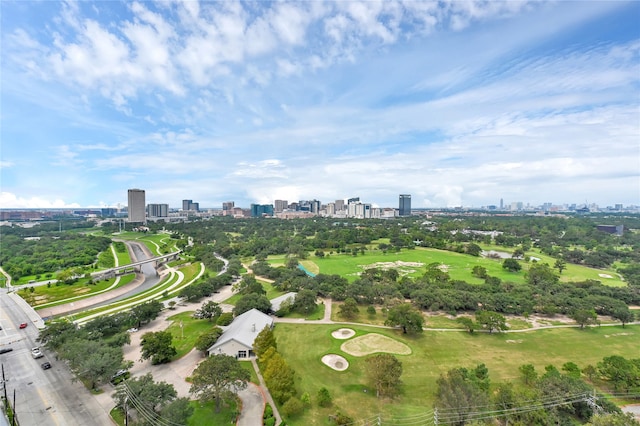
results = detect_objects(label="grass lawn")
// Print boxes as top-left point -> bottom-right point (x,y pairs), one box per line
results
188,399 -> 239,425
273,323 -> 640,425
301,246 -> 626,287
165,311 -> 219,358
28,274 -> 136,310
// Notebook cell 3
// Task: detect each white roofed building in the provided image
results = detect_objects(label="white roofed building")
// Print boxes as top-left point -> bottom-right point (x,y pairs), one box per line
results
207,308 -> 273,359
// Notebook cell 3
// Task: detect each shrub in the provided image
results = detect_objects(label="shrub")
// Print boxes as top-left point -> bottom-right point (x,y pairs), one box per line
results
282,397 -> 304,418
317,387 -> 332,407
217,312 -> 234,326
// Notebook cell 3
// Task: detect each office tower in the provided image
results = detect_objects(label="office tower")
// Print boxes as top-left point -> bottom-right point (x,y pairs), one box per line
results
335,199 -> 345,211
399,194 -> 411,216
274,200 -> 288,213
347,197 -> 360,204
182,200 -> 192,211
147,204 -> 168,217
127,189 -> 146,223
222,201 -> 235,211
500,198 -> 504,209
251,204 -> 274,217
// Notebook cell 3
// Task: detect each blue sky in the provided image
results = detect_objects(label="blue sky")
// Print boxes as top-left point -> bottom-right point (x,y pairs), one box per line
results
1,1 -> 638,209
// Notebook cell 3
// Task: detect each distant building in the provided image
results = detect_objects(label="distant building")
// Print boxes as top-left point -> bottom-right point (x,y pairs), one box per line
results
596,225 -> 624,236
182,200 -> 199,211
251,204 -> 274,217
399,194 -> 411,216
127,189 -> 146,223
335,199 -> 345,211
147,203 -> 168,217
274,200 -> 288,213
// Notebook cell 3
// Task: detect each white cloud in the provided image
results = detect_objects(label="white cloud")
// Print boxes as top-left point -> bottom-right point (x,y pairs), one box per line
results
0,192 -> 81,209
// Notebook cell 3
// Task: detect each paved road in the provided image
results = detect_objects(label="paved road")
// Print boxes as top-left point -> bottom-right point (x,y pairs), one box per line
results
0,292 -> 111,426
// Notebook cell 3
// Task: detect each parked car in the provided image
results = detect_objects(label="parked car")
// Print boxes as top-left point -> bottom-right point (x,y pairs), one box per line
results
41,362 -> 52,370
110,369 -> 130,385
19,323 -> 28,329
126,328 -> 138,333
31,347 -> 44,359
0,348 -> 13,355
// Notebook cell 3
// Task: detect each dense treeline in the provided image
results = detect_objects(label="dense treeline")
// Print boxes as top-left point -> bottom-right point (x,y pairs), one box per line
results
162,214 -> 640,285
0,233 -> 111,280
435,357 -> 639,425
248,258 -> 639,322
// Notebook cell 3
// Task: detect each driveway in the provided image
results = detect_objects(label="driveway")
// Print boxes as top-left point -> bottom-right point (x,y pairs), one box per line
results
91,285 -> 268,426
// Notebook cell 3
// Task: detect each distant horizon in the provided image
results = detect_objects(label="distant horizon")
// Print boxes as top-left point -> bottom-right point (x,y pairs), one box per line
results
2,1 -> 639,209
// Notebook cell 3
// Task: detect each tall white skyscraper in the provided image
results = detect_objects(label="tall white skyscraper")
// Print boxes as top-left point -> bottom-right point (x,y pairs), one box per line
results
128,189 -> 146,223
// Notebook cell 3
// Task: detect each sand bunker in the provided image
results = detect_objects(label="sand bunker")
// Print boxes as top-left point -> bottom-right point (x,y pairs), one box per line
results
332,328 -> 356,339
322,354 -> 349,371
599,273 -> 613,278
341,333 -> 411,357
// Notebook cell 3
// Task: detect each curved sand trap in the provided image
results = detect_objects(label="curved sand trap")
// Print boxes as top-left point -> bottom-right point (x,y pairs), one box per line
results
341,333 -> 411,357
332,328 -> 356,339
322,354 -> 349,371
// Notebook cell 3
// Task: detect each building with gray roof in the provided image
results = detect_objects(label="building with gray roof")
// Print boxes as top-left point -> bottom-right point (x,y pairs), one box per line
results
207,308 -> 273,358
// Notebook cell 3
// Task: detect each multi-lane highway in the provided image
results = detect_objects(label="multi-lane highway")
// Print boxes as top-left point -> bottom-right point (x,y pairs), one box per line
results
0,289 -> 111,426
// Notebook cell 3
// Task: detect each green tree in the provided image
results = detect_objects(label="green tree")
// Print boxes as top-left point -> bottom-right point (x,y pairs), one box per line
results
113,373 -> 179,423
194,327 -> 224,353
554,258 -> 566,274
253,326 -> 277,359
282,397 -> 304,418
365,353 -> 403,398
293,289 -> 317,314
235,275 -> 266,295
562,362 -> 581,379
598,355 -> 640,391
195,301 -> 222,321
612,307 -> 635,328
570,308 -> 598,328
465,243 -> 482,257
317,387 -> 332,407
233,293 -> 271,316
189,354 -> 250,413
475,310 -> 508,333
471,266 -> 488,279
217,312 -> 234,326
456,317 -> 475,333
502,258 -> 521,272
436,367 -> 490,426
140,331 -> 177,364
519,364 -> 538,386
131,300 -> 163,328
339,297 -> 359,320
263,351 -> 296,404
385,303 -> 424,334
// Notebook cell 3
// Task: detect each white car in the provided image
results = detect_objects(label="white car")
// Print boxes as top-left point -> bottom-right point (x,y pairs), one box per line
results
127,328 -> 138,333
31,347 -> 44,359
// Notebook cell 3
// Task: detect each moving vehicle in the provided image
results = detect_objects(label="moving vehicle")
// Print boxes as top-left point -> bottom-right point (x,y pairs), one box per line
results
41,362 -> 52,370
31,347 -> 44,359
19,323 -> 28,329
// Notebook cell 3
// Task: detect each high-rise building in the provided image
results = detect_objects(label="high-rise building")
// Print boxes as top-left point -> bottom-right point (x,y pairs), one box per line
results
127,189 -> 146,223
335,199 -> 345,211
274,200 -> 288,213
182,200 -> 192,211
222,201 -> 235,211
399,194 -> 411,216
251,204 -> 274,217
147,204 -> 169,217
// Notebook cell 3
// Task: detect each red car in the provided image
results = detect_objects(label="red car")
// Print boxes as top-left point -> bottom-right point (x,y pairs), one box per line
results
19,323 -> 28,329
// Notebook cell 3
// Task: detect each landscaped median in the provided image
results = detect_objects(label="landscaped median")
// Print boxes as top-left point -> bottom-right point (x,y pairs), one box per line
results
71,262 -> 204,325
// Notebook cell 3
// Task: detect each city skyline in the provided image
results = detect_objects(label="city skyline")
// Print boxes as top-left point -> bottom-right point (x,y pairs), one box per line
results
1,1 -> 639,209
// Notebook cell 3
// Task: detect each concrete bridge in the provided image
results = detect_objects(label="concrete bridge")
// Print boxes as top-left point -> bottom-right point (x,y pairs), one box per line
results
91,251 -> 181,280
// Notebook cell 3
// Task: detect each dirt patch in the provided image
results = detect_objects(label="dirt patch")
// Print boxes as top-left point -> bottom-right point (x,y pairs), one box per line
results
341,333 -> 411,357
505,339 -> 523,344
331,328 -> 356,339
604,332 -> 634,338
321,354 -> 349,371
598,273 -> 613,278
